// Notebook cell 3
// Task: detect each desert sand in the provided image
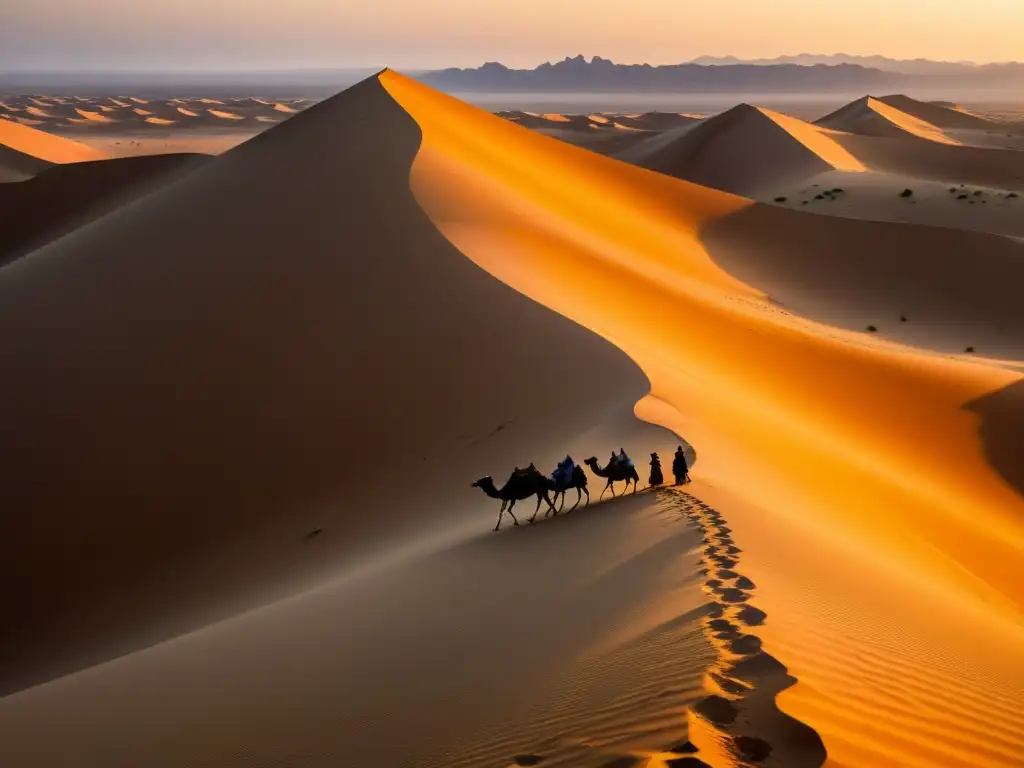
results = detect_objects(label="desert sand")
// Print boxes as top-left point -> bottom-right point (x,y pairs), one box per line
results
0,94 -> 313,157
0,74 -> 1022,768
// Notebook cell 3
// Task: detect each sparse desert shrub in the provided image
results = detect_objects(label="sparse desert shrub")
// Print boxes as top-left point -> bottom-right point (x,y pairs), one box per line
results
774,197 -> 788,203
965,346 -> 975,353
900,189 -> 914,198
1008,192 -> 1019,199
957,194 -> 969,199
801,201 -> 809,206
900,315 -> 908,322
973,190 -> 984,196
949,187 -> 957,193
814,194 -> 824,200
831,188 -> 845,194
866,325 -> 878,332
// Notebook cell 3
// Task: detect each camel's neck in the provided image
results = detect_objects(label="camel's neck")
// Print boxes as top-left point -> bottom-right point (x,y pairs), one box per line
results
585,461 -> 608,477
477,479 -> 502,499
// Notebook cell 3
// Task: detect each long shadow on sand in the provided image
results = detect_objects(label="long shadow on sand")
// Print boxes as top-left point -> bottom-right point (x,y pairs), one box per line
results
964,379 -> 1024,501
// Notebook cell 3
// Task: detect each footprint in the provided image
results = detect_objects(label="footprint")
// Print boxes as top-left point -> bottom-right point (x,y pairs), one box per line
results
733,605 -> 767,626
711,671 -> 749,695
513,756 -> 544,766
666,758 -> 712,767
728,634 -> 763,655
667,741 -> 700,754
717,569 -> 739,580
694,694 -> 739,725
733,736 -> 772,762
705,579 -> 723,590
733,576 -> 756,590
719,588 -> 750,604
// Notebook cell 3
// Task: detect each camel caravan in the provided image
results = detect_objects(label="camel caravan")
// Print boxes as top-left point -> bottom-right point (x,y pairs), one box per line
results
472,446 -> 692,531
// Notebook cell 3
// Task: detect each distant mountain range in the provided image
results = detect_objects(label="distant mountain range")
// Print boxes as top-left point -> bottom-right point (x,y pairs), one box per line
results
419,55 -> 1024,93
688,54 -> 989,75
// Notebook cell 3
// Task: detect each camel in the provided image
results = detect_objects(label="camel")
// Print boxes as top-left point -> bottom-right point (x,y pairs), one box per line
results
584,455 -> 640,499
472,464 -> 557,531
549,460 -> 590,512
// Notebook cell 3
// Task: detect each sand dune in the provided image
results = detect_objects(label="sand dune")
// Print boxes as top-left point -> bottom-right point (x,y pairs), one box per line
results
0,96 -> 310,146
380,70 -> 1024,766
0,153 -> 208,265
207,109 -> 245,120
0,120 -> 104,180
0,72 -> 677,735
877,94 -> 995,130
817,96 -> 960,144
73,108 -> 116,124
615,104 -> 862,196
1,71 -> 1022,768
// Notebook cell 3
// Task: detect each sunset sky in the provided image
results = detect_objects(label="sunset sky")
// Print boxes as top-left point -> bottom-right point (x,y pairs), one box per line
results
3,0 -> 1022,69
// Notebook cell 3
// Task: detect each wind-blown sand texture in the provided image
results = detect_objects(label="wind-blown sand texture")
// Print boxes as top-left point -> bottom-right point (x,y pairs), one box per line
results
0,74 -> 1022,767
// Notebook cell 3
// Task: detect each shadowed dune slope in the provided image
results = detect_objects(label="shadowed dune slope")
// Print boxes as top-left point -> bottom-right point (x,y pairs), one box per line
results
380,71 -> 1024,767
816,96 -> 958,144
615,104 -> 862,196
0,74 -> 663,694
877,94 -> 995,130
828,131 -> 1024,190
0,153 -> 209,267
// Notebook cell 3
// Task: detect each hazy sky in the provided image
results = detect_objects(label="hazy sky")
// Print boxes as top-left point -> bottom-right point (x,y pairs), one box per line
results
3,0 -> 1022,70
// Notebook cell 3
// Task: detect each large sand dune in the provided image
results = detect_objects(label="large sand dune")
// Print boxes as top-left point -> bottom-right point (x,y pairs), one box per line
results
0,73 -> 682,744
380,71 -> 1024,766
615,104 -> 862,196
0,72 -> 1022,768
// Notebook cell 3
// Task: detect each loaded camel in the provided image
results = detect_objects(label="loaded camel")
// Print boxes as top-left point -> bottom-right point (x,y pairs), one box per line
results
549,455 -> 590,512
471,464 -> 557,531
584,453 -> 639,499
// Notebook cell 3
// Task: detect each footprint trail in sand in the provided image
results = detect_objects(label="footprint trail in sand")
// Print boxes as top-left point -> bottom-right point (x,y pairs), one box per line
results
666,491 -> 827,768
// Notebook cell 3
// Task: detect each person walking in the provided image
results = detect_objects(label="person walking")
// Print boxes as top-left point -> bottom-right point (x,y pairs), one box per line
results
649,452 -> 664,487
672,445 -> 690,485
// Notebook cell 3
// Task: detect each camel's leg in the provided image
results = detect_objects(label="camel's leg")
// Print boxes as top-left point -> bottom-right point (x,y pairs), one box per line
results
568,487 -> 582,512
507,499 -> 520,526
632,476 -> 638,494
610,480 -> 617,498
529,494 -> 542,523
559,491 -> 566,513
494,499 -> 507,532
583,487 -> 590,507
600,478 -> 612,500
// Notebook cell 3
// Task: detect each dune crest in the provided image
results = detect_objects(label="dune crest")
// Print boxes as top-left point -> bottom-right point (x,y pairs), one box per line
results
817,96 -> 960,145
616,103 -> 863,196
0,120 -> 105,181
380,70 -> 1024,767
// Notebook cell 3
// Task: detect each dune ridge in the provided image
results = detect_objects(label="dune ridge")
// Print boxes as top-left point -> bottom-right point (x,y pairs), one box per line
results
615,104 -> 863,196
817,96 -> 960,145
0,120 -> 105,181
0,74 -> 697,768
380,70 -> 1024,767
